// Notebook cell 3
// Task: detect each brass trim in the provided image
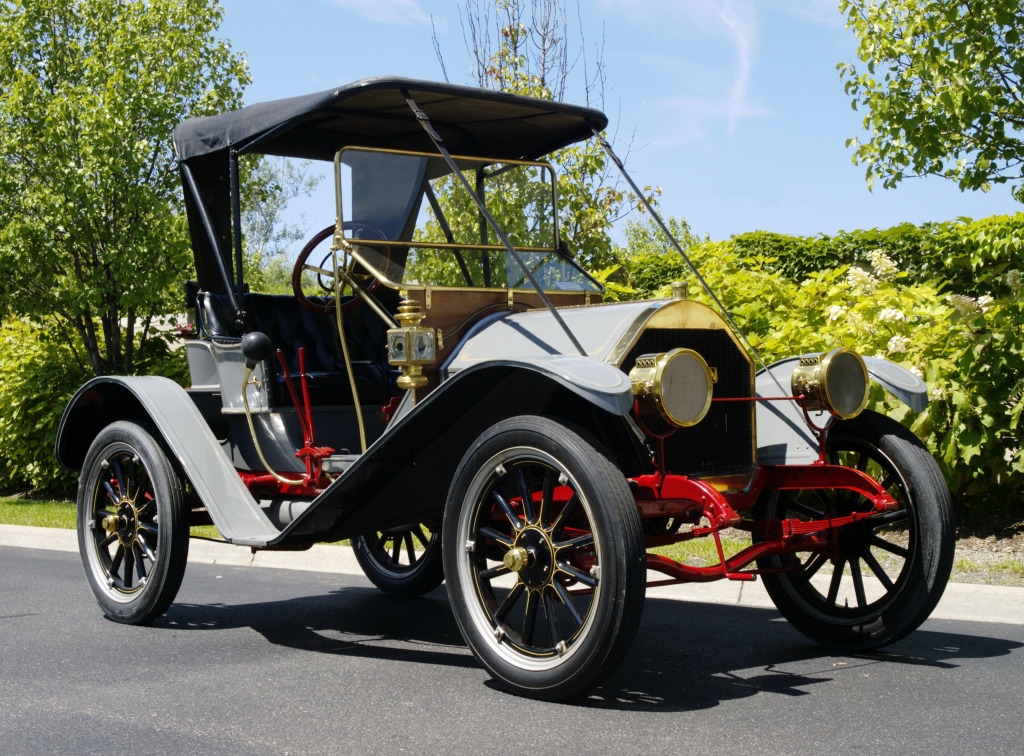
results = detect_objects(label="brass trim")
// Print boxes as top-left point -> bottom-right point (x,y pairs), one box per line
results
350,239 -> 559,253
629,348 -> 713,427
330,145 -> 604,296
608,298 -> 758,482
791,347 -> 869,420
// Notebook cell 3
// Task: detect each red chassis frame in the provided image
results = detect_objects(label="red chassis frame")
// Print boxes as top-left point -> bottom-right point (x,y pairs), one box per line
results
630,465 -> 897,587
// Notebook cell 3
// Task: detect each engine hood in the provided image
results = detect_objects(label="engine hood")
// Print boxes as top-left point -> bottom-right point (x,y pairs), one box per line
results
443,298 -> 740,373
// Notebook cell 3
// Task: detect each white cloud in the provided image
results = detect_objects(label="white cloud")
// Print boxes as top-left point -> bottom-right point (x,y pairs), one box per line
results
320,0 -> 432,27
610,0 -> 768,140
715,0 -> 759,134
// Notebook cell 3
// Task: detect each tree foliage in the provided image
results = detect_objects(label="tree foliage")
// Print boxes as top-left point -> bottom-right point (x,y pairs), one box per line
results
0,0 -> 249,376
240,157 -> 322,294
440,0 -> 658,269
839,0 -> 1024,200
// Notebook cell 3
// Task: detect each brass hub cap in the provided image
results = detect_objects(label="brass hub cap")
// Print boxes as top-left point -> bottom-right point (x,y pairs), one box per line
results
503,546 -> 530,572
510,527 -> 554,590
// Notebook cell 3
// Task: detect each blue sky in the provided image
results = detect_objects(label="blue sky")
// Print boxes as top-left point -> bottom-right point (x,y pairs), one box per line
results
218,0 -> 1022,243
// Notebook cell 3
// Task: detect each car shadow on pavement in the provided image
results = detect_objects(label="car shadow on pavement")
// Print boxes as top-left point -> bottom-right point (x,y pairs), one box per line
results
159,588 -> 1023,711
163,585 -> 479,670
581,596 -> 1024,711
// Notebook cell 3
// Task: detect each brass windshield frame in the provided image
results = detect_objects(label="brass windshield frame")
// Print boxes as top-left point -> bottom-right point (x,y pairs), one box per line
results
330,146 -> 598,294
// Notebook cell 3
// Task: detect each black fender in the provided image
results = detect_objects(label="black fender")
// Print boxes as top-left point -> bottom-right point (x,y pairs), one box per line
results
276,360 -> 649,545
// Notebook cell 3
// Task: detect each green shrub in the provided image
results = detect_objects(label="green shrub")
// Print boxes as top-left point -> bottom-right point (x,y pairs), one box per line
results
730,213 -> 1024,300
0,317 -> 188,494
0,320 -> 85,493
610,223 -> 1024,516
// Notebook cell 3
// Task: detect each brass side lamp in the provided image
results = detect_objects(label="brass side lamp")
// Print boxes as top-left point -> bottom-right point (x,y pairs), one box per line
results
387,297 -> 438,392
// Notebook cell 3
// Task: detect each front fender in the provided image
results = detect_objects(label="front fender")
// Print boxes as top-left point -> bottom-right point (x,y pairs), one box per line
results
277,359 -> 642,544
755,355 -> 929,465
55,376 -> 278,545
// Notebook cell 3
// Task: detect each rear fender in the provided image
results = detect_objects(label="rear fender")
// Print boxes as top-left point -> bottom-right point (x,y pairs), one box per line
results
55,376 -> 278,545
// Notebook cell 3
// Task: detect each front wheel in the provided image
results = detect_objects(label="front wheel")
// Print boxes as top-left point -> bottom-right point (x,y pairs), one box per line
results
756,410 -> 954,649
443,416 -> 646,700
77,421 -> 189,624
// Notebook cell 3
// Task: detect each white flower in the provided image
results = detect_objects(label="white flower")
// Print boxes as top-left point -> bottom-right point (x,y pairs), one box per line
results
846,266 -> 878,294
867,248 -> 899,280
887,335 -> 910,354
1005,447 -> 1018,464
878,307 -> 907,323
946,294 -> 981,317
978,295 -> 994,313
827,304 -> 847,321
1006,269 -> 1022,294
929,386 -> 944,399
910,365 -> 924,378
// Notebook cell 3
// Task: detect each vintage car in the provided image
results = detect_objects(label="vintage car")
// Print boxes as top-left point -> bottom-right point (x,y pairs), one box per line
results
55,77 -> 954,700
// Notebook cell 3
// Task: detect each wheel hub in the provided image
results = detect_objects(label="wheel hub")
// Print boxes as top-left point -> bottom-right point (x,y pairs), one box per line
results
115,500 -> 138,546
510,527 -> 553,589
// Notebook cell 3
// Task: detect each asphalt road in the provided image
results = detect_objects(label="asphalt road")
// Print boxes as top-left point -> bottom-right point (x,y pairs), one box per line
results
3,545 -> 1023,755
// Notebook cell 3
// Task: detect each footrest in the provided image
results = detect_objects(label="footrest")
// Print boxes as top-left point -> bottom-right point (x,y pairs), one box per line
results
323,454 -> 361,474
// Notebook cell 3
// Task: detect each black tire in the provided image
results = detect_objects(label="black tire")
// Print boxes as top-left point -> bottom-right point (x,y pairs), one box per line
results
76,421 -> 189,624
756,410 -> 954,649
351,521 -> 444,596
443,416 -> 646,700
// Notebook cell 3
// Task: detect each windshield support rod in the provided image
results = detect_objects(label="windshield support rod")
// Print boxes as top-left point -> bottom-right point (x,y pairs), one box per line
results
402,89 -> 588,357
593,129 -> 788,395
180,161 -> 238,312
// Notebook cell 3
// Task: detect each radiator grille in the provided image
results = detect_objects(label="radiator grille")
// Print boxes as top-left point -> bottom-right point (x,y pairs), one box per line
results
621,328 -> 755,477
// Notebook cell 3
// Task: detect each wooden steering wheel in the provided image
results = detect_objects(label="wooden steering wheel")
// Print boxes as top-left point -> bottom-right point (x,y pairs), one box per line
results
292,221 -> 390,314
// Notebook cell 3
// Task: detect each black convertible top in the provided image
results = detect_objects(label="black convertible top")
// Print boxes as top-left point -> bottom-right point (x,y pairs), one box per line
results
174,76 -> 608,162
176,76 -> 608,293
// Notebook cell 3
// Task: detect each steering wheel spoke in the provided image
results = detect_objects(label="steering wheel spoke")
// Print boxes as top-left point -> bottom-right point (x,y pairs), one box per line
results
292,222 -> 390,314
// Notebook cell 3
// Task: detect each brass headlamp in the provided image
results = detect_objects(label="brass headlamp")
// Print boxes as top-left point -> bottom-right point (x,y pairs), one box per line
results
387,298 -> 437,391
629,348 -> 713,427
791,347 -> 870,420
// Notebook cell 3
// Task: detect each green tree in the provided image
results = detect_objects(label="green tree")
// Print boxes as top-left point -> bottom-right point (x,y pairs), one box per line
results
839,0 -> 1024,200
241,157 -> 323,294
439,0 -> 658,269
0,0 -> 249,376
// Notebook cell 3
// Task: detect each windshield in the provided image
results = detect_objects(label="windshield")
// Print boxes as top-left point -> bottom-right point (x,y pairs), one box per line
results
328,147 -> 601,293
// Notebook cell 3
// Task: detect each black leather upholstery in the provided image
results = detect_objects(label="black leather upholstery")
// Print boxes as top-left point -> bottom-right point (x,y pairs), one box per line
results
196,291 -> 394,406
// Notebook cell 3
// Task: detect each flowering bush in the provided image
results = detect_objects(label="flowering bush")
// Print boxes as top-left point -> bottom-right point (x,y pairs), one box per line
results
612,225 -> 1024,515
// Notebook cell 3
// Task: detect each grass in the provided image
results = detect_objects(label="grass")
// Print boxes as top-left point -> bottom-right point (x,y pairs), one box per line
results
0,496 -> 76,529
0,496 -> 221,539
650,533 -> 750,565
953,555 -> 1024,581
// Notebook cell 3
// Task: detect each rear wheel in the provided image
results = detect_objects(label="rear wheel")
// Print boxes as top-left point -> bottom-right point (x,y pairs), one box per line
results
756,411 -> 954,649
443,416 -> 645,700
77,421 -> 189,624
351,521 -> 444,596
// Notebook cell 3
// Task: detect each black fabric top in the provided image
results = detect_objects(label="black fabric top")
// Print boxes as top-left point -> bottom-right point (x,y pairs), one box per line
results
173,76 -> 608,163
175,77 -> 608,294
